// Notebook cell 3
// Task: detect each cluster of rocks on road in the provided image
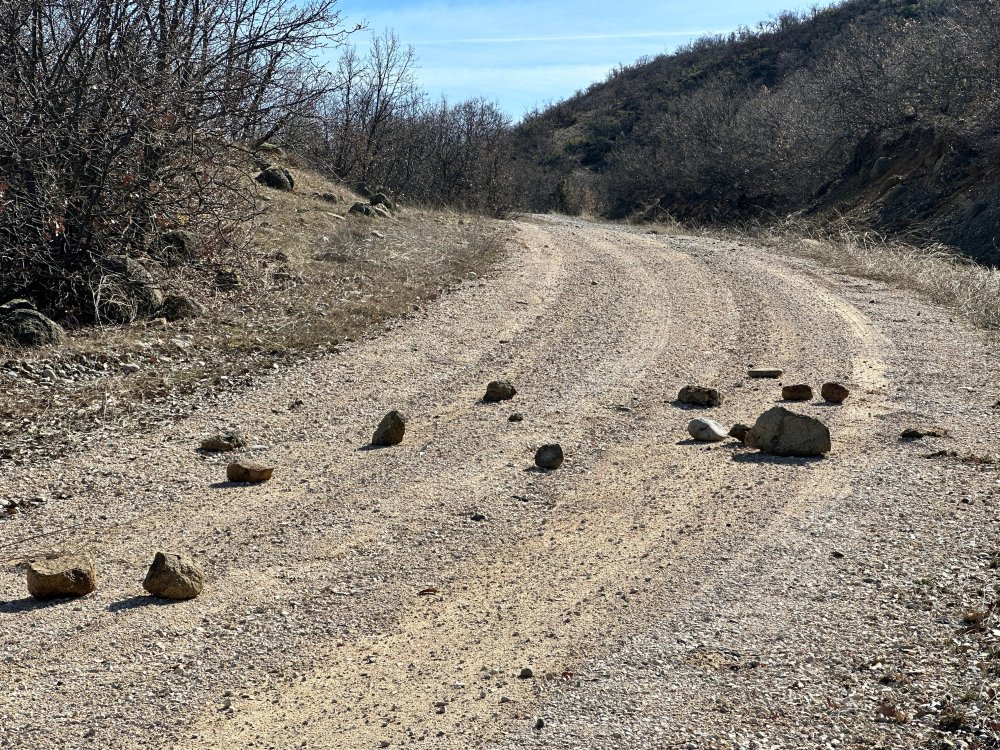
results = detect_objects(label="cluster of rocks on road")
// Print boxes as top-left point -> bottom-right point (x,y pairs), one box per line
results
19,369 -> 843,606
682,368 -> 850,457
23,550 -> 203,601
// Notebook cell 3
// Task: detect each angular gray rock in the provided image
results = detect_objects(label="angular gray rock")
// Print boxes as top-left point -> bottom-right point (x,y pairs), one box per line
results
484,380 -> 517,402
677,385 -> 723,407
372,410 -> 406,446
0,308 -> 65,347
746,407 -> 831,457
534,444 -> 564,470
26,552 -> 97,599
687,418 -> 728,442
143,552 -> 204,600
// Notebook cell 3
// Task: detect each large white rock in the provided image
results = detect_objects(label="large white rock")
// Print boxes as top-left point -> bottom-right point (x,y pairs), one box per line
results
688,418 -> 728,442
746,407 -> 831,457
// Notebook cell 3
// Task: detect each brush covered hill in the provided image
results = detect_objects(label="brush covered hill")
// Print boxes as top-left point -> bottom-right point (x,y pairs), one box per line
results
512,0 -> 1000,264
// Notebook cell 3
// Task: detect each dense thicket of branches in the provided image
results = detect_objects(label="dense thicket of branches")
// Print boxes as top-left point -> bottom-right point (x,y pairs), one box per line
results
514,0 -> 1000,261
0,0 -> 346,322
289,32 -> 517,216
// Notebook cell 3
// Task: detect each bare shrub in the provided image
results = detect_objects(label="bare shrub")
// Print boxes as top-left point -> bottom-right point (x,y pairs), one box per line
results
0,0 -> 349,323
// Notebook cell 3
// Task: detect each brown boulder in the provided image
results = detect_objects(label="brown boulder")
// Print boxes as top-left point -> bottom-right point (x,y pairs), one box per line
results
26,552 -> 97,599
821,382 -> 850,404
781,384 -> 813,402
729,423 -> 751,442
534,444 -> 564,470
226,460 -> 274,483
677,385 -> 723,407
143,552 -> 204,600
484,380 -> 517,402
372,410 -> 406,446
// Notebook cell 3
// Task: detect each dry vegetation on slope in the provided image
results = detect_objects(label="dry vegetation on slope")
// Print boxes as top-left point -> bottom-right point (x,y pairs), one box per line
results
0,164 -> 505,472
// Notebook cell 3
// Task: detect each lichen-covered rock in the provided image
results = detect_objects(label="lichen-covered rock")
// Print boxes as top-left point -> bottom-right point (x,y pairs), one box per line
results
0,308 -> 65,347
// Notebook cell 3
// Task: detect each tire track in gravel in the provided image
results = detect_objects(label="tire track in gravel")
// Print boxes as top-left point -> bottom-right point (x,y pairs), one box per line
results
1,219 -> 892,750
185,223 -> 893,750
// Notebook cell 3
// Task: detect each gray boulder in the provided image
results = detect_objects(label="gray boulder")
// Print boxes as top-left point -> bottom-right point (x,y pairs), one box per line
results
0,308 -> 65,347
143,552 -> 204,600
372,410 -> 406,446
678,385 -> 723,407
534,444 -> 564,470
160,293 -> 206,321
201,427 -> 247,452
97,256 -> 164,322
256,166 -> 294,191
350,202 -> 375,217
687,418 -> 728,442
370,192 -> 394,210
154,230 -> 199,266
26,552 -> 97,599
746,407 -> 831,457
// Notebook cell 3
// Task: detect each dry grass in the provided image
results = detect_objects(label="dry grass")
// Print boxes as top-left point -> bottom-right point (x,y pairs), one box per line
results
757,220 -> 1000,331
0,165 -> 507,466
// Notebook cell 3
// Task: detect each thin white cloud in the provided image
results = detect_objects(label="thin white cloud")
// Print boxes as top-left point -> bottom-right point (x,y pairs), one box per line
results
417,30 -> 727,45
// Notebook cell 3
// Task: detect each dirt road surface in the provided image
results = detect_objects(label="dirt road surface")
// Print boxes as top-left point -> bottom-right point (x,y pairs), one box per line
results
2,218 -> 998,750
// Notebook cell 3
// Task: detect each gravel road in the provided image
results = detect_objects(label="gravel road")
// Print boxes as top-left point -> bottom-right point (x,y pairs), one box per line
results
1,217 -> 998,750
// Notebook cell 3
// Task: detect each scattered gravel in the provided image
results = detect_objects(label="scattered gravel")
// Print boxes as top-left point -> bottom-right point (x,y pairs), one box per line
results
0,217 -> 996,750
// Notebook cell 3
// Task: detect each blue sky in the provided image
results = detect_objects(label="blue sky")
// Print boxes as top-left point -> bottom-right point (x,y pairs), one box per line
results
331,0 -> 834,120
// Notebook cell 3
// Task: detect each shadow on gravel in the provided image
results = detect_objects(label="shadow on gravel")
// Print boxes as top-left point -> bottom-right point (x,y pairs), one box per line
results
209,481 -> 245,489
0,596 -> 73,613
731,452 -> 826,465
356,443 -> 394,452
108,596 -> 184,612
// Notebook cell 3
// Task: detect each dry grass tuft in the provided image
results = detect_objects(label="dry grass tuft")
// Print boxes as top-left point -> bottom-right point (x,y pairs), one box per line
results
765,220 -> 1000,331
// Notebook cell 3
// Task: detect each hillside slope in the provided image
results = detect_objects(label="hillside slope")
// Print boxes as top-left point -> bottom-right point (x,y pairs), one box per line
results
513,0 -> 1000,264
